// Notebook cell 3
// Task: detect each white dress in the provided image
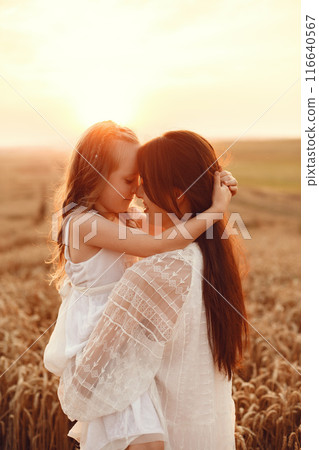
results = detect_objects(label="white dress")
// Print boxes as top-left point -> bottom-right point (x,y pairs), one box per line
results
57,242 -> 237,450
43,211 -> 165,450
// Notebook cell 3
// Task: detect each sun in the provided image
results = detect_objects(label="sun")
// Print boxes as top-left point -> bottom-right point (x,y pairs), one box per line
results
75,88 -> 136,129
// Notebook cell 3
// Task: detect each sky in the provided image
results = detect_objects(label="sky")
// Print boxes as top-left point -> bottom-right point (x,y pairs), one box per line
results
1,0 -> 300,148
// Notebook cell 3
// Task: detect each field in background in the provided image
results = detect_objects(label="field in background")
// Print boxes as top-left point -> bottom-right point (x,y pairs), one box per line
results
0,140 -> 301,449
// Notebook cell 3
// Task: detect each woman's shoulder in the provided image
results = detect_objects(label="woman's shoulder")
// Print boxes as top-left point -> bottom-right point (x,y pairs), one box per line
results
116,245 -> 196,313
140,241 -> 200,263
126,242 -> 201,281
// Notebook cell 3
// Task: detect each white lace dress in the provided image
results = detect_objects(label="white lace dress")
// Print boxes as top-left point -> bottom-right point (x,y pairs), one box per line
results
57,242 -> 236,450
44,212 -> 165,450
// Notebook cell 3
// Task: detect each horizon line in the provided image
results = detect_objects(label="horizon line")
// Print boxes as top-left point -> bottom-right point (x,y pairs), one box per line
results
0,135 -> 302,152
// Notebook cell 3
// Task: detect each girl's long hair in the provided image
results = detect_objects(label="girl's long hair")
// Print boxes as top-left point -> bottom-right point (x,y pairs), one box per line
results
137,130 -> 249,380
47,121 -> 139,288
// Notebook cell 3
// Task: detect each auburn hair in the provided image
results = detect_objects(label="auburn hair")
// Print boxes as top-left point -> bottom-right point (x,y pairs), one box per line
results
137,130 -> 249,380
47,121 -> 139,288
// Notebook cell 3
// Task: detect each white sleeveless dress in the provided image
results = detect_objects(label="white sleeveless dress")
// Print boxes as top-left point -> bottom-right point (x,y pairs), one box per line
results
44,211 -> 165,450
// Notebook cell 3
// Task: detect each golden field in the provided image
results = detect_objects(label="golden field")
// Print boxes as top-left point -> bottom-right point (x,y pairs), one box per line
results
0,139 -> 301,449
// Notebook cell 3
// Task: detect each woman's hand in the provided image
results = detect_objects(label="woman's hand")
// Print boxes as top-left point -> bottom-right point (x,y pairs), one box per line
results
212,172 -> 232,213
219,170 -> 238,196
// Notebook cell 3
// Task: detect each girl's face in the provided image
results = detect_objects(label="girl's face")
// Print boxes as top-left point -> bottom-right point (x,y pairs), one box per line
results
95,140 -> 140,214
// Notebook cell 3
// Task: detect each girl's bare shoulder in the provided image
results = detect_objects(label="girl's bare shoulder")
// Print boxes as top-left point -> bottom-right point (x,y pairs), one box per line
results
67,211 -> 103,263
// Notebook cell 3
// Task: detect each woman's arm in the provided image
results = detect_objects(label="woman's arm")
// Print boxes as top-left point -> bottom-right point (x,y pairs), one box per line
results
71,172 -> 232,258
58,251 -> 193,422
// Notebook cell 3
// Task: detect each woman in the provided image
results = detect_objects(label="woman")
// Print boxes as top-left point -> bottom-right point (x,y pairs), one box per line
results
58,130 -> 249,450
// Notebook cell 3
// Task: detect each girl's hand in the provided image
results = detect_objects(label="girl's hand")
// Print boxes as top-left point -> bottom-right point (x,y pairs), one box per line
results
212,172 -> 232,213
220,170 -> 238,196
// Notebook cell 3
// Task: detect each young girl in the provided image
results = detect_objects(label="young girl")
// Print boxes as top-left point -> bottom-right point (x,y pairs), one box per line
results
44,121 -> 238,450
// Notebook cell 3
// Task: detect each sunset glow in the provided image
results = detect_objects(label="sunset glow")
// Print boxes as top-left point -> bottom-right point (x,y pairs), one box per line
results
0,0 -> 300,148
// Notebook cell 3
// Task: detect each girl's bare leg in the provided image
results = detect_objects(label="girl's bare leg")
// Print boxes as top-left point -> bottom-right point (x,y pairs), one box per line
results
126,441 -> 164,450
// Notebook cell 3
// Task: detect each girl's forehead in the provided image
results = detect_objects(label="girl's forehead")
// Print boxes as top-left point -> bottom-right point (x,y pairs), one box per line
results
113,140 -> 139,174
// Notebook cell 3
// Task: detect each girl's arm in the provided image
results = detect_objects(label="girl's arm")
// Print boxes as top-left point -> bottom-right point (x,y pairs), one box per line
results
71,172 -> 232,258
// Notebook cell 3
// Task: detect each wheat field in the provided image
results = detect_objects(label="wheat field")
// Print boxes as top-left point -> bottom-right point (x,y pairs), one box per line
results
0,140 -> 301,449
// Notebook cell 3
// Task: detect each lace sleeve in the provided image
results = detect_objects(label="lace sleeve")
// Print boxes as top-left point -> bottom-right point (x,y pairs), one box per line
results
58,250 -> 192,422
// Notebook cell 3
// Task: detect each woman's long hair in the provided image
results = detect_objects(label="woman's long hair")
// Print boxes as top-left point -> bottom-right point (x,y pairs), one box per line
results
137,130 -> 249,380
47,121 -> 139,288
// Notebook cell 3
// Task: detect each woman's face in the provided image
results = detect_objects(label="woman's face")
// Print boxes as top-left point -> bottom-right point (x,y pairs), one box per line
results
136,182 -> 182,232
